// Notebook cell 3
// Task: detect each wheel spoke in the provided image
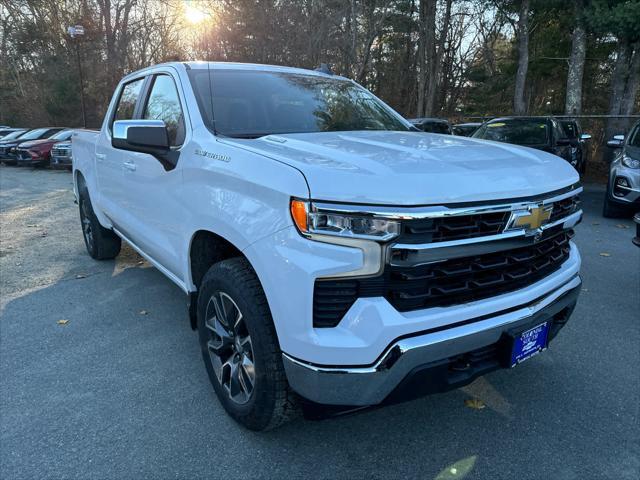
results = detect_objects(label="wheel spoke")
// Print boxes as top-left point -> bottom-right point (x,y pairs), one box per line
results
240,355 -> 255,391
211,295 -> 228,328
228,360 -> 243,398
204,290 -> 256,405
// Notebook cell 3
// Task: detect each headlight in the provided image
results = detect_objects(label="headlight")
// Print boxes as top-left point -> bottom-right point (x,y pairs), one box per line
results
622,155 -> 640,169
290,199 -> 400,241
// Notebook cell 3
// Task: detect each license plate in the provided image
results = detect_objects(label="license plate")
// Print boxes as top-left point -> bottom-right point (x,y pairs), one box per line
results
510,322 -> 549,367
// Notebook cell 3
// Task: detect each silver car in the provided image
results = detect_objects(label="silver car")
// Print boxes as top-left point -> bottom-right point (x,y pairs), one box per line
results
604,121 -> 640,217
50,141 -> 72,170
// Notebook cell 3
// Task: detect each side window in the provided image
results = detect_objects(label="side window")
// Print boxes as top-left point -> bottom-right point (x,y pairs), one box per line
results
143,75 -> 185,146
112,78 -> 145,127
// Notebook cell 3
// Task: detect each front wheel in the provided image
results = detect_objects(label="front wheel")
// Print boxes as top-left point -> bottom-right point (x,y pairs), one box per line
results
197,257 -> 297,430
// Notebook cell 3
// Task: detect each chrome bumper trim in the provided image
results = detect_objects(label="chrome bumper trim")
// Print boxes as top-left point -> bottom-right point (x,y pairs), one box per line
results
282,274 -> 581,406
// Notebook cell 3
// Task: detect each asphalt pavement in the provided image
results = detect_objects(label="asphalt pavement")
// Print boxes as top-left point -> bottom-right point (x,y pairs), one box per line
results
1,166 -> 638,480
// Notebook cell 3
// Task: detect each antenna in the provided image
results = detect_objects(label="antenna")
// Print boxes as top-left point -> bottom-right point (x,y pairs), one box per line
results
206,61 -> 218,135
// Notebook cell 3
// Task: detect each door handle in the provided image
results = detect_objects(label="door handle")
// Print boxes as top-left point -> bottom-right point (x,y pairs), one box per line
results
96,153 -> 106,162
123,160 -> 136,171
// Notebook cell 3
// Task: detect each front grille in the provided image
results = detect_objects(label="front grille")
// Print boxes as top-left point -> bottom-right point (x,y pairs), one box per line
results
550,196 -> 580,223
313,230 -> 573,327
398,195 -> 579,245
400,211 -> 510,244
16,150 -> 30,161
52,147 -> 70,157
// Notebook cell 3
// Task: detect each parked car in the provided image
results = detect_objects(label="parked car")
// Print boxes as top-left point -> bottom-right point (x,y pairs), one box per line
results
0,127 -> 65,165
452,122 -> 481,136
0,128 -> 24,139
15,129 -> 73,168
51,139 -> 73,170
408,117 -> 452,134
73,62 -> 582,430
559,119 -> 591,174
472,117 -> 580,171
0,129 -> 31,162
603,121 -> 640,217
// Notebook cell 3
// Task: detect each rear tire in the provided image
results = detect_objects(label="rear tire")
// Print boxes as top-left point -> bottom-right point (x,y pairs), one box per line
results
197,257 -> 297,431
78,186 -> 121,260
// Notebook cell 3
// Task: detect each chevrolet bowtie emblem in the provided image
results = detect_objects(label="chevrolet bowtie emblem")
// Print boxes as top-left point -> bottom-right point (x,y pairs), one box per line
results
508,204 -> 553,234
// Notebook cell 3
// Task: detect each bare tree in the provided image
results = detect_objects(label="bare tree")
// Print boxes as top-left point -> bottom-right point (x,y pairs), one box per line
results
513,0 -> 529,115
565,0 -> 587,115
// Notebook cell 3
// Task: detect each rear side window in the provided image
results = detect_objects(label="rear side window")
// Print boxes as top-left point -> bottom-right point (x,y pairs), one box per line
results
143,75 -> 185,146
113,78 -> 145,123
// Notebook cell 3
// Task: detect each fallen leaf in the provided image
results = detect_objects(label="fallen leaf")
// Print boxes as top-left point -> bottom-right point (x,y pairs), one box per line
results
57,319 -> 69,325
615,224 -> 629,229
75,274 -> 87,279
26,224 -> 39,228
40,231 -> 48,237
599,252 -> 611,257
139,310 -> 149,315
464,398 -> 486,410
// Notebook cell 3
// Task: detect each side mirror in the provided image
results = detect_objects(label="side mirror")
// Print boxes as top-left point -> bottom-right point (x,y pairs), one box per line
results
606,136 -> 625,148
112,120 -> 170,155
579,133 -> 592,140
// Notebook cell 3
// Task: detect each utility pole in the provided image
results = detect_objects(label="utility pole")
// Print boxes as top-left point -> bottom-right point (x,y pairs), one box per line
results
68,25 -> 86,128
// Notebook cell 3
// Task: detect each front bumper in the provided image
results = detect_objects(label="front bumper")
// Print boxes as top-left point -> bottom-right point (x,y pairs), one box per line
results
283,275 -> 581,406
15,150 -> 46,166
51,155 -> 72,168
608,161 -> 640,206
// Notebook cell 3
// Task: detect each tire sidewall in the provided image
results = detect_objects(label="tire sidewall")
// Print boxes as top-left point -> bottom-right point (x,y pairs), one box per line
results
78,187 -> 98,258
197,261 -> 277,425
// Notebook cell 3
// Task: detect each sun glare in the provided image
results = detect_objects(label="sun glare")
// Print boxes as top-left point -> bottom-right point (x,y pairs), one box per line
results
184,2 -> 207,24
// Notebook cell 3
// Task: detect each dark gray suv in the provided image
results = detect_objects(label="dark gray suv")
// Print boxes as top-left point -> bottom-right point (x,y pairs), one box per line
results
604,121 -> 640,217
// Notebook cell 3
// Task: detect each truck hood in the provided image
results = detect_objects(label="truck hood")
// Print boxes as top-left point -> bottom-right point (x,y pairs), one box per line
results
227,131 -> 579,205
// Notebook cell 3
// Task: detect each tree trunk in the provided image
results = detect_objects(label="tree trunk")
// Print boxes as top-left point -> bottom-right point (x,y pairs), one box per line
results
424,0 -> 451,116
605,38 -> 632,140
621,43 -> 640,116
513,0 -> 530,115
565,1 -> 586,115
417,0 -> 436,117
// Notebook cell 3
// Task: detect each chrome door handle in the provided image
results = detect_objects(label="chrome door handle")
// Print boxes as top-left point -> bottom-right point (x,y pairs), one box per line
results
123,160 -> 136,171
96,153 -> 106,162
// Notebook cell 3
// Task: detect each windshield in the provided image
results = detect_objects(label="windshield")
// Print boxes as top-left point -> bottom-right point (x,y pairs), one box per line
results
19,128 -> 50,140
188,69 -> 411,138
50,130 -> 72,141
1,130 -> 28,140
473,120 -> 549,146
628,123 -> 640,147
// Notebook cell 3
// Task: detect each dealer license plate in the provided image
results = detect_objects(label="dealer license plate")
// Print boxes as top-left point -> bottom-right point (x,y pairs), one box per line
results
510,322 -> 549,367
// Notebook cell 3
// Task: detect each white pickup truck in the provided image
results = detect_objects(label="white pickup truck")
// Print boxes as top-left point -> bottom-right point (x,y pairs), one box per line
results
73,62 -> 582,430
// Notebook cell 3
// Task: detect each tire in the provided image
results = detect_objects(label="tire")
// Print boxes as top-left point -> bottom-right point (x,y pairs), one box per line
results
78,185 -> 121,260
602,193 -> 628,218
197,257 -> 297,431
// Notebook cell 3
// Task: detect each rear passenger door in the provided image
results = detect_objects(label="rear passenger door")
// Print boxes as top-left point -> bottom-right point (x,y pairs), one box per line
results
96,76 -> 146,224
118,72 -> 188,277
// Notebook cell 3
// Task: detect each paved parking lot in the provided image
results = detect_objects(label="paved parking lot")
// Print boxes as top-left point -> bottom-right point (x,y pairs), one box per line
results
1,166 -> 638,480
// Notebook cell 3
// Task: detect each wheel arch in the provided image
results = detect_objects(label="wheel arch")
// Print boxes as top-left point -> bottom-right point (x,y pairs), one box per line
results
187,229 -> 266,330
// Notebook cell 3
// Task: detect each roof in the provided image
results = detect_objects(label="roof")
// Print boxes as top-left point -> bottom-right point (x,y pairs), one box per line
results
123,61 -> 350,82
